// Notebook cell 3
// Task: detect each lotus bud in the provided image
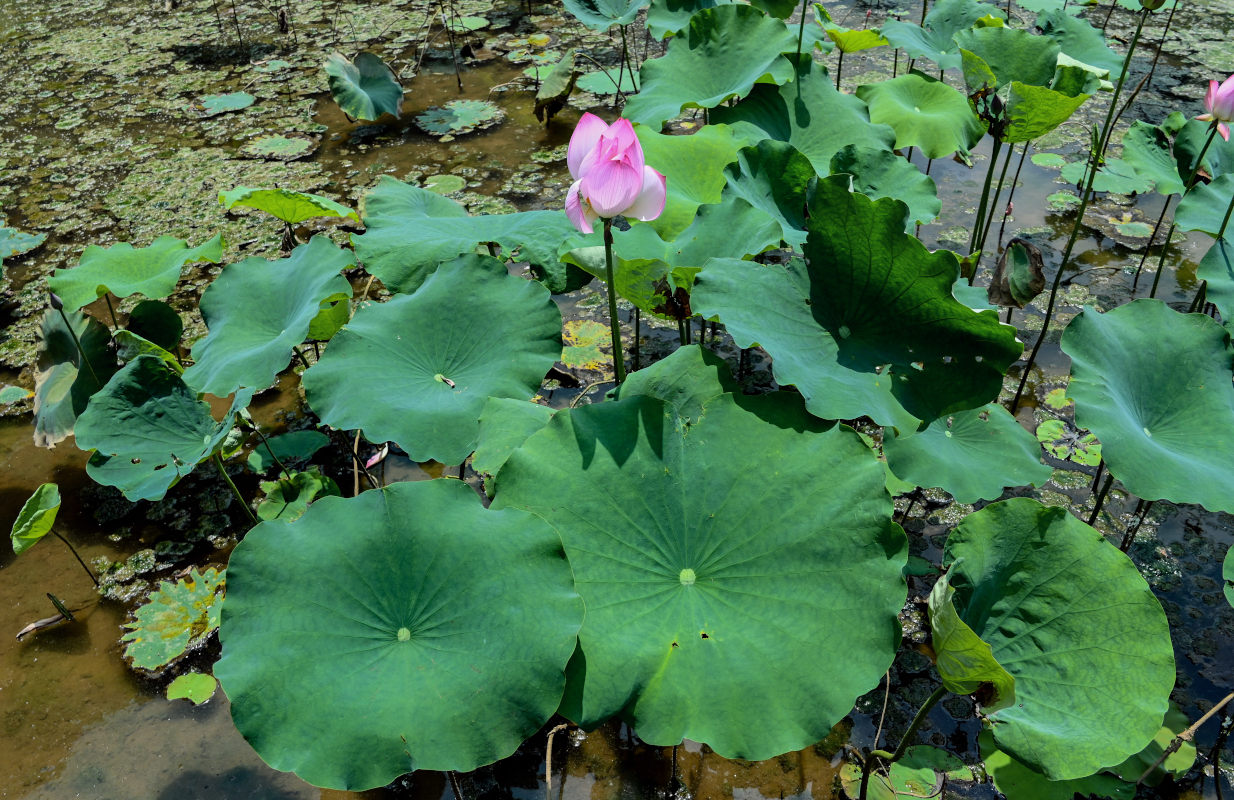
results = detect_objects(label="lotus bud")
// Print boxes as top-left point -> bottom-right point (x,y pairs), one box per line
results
564,112 -> 667,235
48,291 -> 63,311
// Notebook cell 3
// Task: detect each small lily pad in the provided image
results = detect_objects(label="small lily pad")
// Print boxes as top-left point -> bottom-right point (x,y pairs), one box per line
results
1031,152 -> 1065,169
167,672 -> 218,705
561,319 -> 609,370
0,226 -> 47,261
240,134 -> 319,161
1036,418 -> 1101,465
192,91 -> 255,118
423,174 -> 465,194
0,384 -> 32,404
122,567 -> 226,672
414,99 -> 506,138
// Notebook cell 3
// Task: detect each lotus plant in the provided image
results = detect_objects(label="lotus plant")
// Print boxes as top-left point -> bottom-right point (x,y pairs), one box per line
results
565,112 -> 666,384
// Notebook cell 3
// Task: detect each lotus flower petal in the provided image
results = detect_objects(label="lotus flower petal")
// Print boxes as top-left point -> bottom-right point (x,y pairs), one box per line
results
567,112 -> 608,179
565,180 -> 598,234
581,158 -> 644,217
623,166 -> 667,222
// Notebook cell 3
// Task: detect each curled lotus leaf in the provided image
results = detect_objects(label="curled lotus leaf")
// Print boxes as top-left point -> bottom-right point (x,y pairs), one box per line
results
830,144 -> 942,229
48,234 -> 225,313
33,308 -> 118,448
122,567 -> 226,672
945,499 -> 1174,779
10,483 -> 61,556
215,479 -> 582,789
324,52 -> 403,121
219,187 -> 360,226
562,0 -> 649,31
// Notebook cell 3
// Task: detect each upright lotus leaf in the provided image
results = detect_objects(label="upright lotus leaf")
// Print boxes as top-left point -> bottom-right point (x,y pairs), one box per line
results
10,483 -> 61,556
352,177 -> 579,293
302,255 -> 561,465
816,6 -> 889,53
611,344 -> 739,421
33,309 -> 118,448
256,469 -> 341,522
220,187 -> 360,226
534,49 -> 579,123
306,291 -> 351,341
830,145 -> 942,228
75,356 -> 253,501
1175,174 -> 1234,239
880,0 -> 1003,71
987,239 -> 1045,308
324,52 -> 403,121
1035,9 -> 1121,74
492,390 -> 908,759
247,429 -> 330,473
712,55 -> 896,177
1121,121 -> 1186,197
1002,78 -> 1095,144
721,140 -> 816,247
114,330 -> 180,369
1198,239 -> 1234,323
979,732 -> 1135,800
927,570 -> 1015,711
856,72 -> 986,160
646,0 -> 733,39
216,480 -> 582,789
883,404 -> 1050,503
1061,300 -> 1234,513
183,237 -> 354,395
624,5 -> 798,129
954,27 -> 1060,91
473,398 -> 556,483
634,123 -> 756,239
48,234 -> 225,312
693,177 -> 1022,427
122,567 -> 226,671
562,0 -> 649,29
126,300 -> 183,352
1175,118 -> 1234,181
945,499 -> 1174,779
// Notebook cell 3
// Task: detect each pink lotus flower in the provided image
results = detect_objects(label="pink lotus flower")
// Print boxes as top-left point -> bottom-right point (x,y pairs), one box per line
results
564,113 -> 666,234
1198,74 -> 1234,141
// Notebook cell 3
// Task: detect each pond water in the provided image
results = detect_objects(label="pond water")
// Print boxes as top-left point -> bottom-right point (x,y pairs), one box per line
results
1,0 -> 1233,797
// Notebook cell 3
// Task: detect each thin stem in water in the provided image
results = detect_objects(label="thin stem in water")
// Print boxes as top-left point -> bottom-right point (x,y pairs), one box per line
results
1150,121 -> 1222,299
51,530 -> 99,585
213,452 -> 258,526
1087,472 -> 1115,526
968,135 -> 1005,282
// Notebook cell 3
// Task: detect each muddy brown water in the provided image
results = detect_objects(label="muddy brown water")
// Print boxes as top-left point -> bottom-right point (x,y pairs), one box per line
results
2,0 -> 1233,797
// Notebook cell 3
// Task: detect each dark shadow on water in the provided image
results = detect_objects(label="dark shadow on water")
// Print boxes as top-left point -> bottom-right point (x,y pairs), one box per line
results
168,42 -> 277,67
156,767 -> 305,800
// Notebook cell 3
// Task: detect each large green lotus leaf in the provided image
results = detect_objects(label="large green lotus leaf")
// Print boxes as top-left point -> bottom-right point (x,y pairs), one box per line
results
1121,121 -> 1186,197
646,0 -> 729,39
216,479 -> 582,789
302,255 -> 561,465
1061,300 -> 1234,513
1003,80 -> 1092,144
351,177 -> 578,294
624,5 -> 798,129
1199,239 -> 1234,327
473,398 -> 556,482
10,483 -> 61,556
611,343 -> 738,421
880,0 -> 1003,71
1175,174 -> 1234,240
856,72 -> 986,160
721,140 -> 816,247
324,52 -> 403,121
48,234 -> 224,313
693,178 -> 1022,427
830,145 -> 941,228
712,55 -> 896,177
184,237 -> 354,396
945,499 -> 1174,779
633,123 -> 756,240
491,390 -> 908,759
32,309 -> 118,448
883,404 -> 1050,503
927,571 -> 1015,711
122,567 -> 226,671
979,731 -> 1135,800
1175,118 -> 1234,181
563,0 -> 649,29
75,356 -> 252,501
1035,9 -> 1120,74
220,187 -> 360,226
954,27 -> 1060,90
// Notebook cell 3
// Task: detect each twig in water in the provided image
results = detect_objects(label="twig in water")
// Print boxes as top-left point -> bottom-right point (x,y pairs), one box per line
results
1137,692 -> 1234,784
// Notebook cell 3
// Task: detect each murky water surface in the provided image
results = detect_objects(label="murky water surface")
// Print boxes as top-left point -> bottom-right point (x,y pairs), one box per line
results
1,0 -> 1233,796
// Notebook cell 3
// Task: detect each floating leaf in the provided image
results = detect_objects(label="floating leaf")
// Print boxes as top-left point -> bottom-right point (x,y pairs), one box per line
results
193,92 -> 254,117
184,237 -> 354,396
624,5 -> 798,129
857,72 -> 985,161
880,0 -> 1003,71
10,483 -> 61,556
945,499 -> 1174,779
830,144 -> 942,228
884,404 -> 1050,503
167,672 -> 218,705
563,0 -> 649,30
239,134 -> 319,161
1062,157 -> 1153,195
1035,419 -> 1101,466
302,255 -> 561,465
216,480 -> 582,789
561,319 -> 610,369
122,567 -> 226,671
49,234 -> 225,313
324,52 -> 403,121
33,309 -> 118,448
577,69 -> 639,95
492,387 -> 907,759
0,385 -> 31,404
980,731 -> 1135,800
415,99 -> 505,138
0,225 -> 47,262
987,238 -> 1045,308
75,356 -> 252,501
1062,300 -> 1234,513
257,469 -> 341,522
247,429 -> 330,473
220,187 -> 360,226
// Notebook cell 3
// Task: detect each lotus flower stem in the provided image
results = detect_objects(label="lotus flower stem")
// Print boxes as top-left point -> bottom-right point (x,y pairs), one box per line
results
213,452 -> 258,526
1087,472 -> 1115,525
102,294 -> 119,330
859,684 -> 948,800
1150,120 -> 1222,298
995,143 -> 1031,247
633,308 -> 641,370
619,25 -> 636,94
974,140 -> 1019,274
795,0 -> 809,61
603,219 -> 627,384
1121,498 -> 1153,550
448,771 -> 466,800
1010,127 -> 1103,413
51,301 -> 102,388
1131,195 -> 1173,292
967,135 -> 1005,280
1096,9 -> 1149,161
51,529 -> 99,586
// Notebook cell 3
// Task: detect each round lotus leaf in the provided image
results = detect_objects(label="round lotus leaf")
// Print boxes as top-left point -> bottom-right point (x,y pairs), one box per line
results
166,672 -> 218,705
830,144 -> 941,228
240,134 -> 319,161
414,99 -> 505,137
324,52 -> 403,121
216,479 -> 582,790
624,5 -> 798,129
423,174 -> 465,194
219,187 -> 360,226
1061,299 -> 1234,513
302,255 -> 561,465
880,0 -> 1003,71
855,72 -> 986,160
193,91 -> 255,117
944,499 -> 1174,779
48,234 -> 225,313
953,27 -> 1059,90
491,389 -> 908,760
884,403 -> 1050,503
979,731 -> 1135,800
184,237 -> 354,396
0,225 -> 47,261
11,483 -> 61,556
